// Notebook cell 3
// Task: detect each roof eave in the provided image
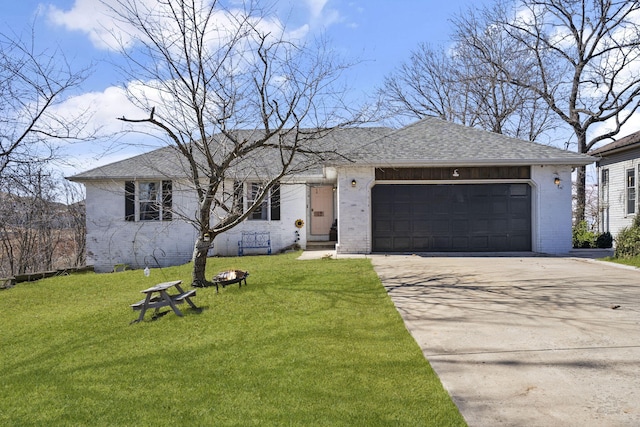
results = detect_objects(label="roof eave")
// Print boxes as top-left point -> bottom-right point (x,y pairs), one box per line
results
333,158 -> 595,168
590,144 -> 640,158
66,174 -> 178,182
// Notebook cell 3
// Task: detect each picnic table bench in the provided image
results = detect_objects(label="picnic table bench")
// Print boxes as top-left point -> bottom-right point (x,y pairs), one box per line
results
131,280 -> 198,323
238,231 -> 271,256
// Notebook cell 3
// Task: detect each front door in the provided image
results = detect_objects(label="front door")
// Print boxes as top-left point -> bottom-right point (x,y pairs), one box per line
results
310,186 -> 334,235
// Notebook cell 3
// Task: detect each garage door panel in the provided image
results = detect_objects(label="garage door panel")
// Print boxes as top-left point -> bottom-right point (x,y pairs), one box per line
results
374,219 -> 393,233
393,203 -> 412,218
414,220 -> 430,233
452,236 -> 470,249
372,184 -> 531,252
510,235 -> 531,248
511,218 -> 530,231
492,200 -> 508,214
433,236 -> 451,249
394,186 -> 415,201
489,236 -> 508,250
394,220 -> 411,232
471,236 -> 489,249
510,184 -> 529,196
432,219 -> 452,235
490,219 -> 508,231
433,203 -> 451,214
511,199 -> 530,214
376,203 -> 393,216
393,237 -> 412,250
470,219 -> 490,232
452,219 -> 469,234
413,237 -> 430,250
374,237 -> 393,251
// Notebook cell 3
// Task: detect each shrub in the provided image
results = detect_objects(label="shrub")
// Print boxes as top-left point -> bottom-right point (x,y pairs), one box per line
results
596,231 -> 613,249
615,224 -> 640,258
572,220 -> 597,249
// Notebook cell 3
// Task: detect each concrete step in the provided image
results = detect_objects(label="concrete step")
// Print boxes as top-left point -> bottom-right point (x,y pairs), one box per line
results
306,241 -> 336,250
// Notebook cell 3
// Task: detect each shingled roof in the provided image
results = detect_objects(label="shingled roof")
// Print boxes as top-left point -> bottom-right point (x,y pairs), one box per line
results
68,127 -> 394,181
339,116 -> 594,167
68,117 -> 594,181
589,129 -> 640,157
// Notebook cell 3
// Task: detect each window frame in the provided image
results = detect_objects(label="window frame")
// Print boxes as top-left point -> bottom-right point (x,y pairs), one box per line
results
125,180 -> 172,222
626,168 -> 636,215
246,182 -> 281,221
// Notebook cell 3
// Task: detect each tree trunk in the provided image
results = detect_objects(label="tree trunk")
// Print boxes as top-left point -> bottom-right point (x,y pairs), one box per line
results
191,234 -> 211,286
191,196 -> 214,286
575,165 -> 586,225
574,129 -> 588,225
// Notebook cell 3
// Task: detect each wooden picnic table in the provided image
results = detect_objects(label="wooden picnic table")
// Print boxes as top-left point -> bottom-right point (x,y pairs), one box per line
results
130,280 -> 198,323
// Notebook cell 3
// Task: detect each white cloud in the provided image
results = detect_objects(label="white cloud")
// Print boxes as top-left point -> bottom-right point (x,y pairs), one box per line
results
305,0 -> 342,28
49,83 -> 166,175
591,109 -> 640,143
46,0 -> 140,50
45,0 -> 318,51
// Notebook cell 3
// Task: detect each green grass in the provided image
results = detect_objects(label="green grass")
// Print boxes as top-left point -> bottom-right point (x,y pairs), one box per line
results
602,255 -> 640,268
0,252 -> 465,426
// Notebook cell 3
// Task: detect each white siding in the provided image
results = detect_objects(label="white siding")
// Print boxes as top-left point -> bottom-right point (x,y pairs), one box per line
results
598,158 -> 639,237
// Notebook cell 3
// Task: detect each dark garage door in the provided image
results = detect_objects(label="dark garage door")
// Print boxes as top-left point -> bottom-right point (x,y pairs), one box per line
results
372,184 -> 531,252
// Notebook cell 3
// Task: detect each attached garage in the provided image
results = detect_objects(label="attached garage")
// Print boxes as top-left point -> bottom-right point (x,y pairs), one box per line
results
372,183 -> 531,252
333,116 -> 595,256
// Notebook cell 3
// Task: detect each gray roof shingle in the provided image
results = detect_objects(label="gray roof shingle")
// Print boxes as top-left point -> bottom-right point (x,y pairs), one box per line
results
589,129 -> 640,157
68,127 -> 394,181
340,117 -> 594,167
68,118 -> 593,181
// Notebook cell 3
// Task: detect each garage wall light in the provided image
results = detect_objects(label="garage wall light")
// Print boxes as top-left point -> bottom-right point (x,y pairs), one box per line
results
351,179 -> 357,187
554,176 -> 561,187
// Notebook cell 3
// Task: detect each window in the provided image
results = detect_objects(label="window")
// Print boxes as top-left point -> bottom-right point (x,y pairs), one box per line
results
247,182 -> 280,221
601,169 -> 609,232
627,169 -> 635,215
125,180 -> 172,221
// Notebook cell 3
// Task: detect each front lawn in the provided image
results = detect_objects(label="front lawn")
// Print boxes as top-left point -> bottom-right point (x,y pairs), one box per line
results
602,255 -> 640,268
0,252 -> 465,426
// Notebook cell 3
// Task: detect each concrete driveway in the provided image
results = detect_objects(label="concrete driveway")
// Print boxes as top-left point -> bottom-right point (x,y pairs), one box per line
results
371,255 -> 640,427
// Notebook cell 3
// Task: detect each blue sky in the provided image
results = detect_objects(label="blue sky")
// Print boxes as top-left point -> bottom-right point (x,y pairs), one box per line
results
2,0 -> 495,176
8,1 -> 482,92
28,0 -> 640,188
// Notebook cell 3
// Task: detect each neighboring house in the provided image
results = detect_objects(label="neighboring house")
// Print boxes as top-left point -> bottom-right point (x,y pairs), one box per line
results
68,117 -> 593,272
589,129 -> 640,237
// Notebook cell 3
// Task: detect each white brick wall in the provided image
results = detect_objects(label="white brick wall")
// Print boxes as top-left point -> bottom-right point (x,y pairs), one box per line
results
335,167 -> 375,253
531,165 -> 574,254
211,183 -> 308,256
84,180 -> 197,272
83,164 -> 578,271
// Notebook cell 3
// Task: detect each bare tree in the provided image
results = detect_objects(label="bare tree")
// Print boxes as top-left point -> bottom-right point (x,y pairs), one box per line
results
379,43 -> 476,125
0,24 -> 92,277
0,166 -> 62,275
60,180 -> 86,268
105,0 -> 363,285
458,0 -> 640,222
379,23 -> 555,141
0,27 -> 90,181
